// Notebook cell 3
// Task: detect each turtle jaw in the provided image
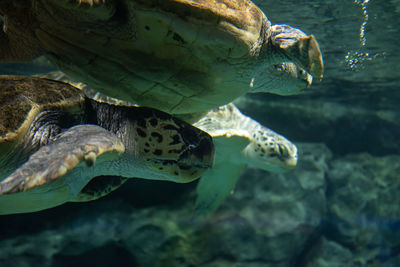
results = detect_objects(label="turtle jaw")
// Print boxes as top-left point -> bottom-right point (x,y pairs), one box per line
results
176,135 -> 215,181
167,122 -> 215,182
266,142 -> 298,173
250,61 -> 313,95
145,136 -> 215,183
248,149 -> 298,174
243,136 -> 298,174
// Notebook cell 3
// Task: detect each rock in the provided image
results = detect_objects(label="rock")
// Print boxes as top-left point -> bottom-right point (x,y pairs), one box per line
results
0,143 -> 331,266
235,96 -> 400,156
305,237 -> 353,267
1,147 -> 399,266
325,153 -> 400,264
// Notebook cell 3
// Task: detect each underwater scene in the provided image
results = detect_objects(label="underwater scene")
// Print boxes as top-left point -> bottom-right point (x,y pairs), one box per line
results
0,0 -> 399,266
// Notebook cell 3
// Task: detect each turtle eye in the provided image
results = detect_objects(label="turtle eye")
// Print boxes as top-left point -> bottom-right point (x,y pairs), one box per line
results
274,63 -> 286,72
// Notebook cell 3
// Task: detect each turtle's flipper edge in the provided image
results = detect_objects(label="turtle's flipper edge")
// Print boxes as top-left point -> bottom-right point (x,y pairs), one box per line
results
0,125 -> 124,194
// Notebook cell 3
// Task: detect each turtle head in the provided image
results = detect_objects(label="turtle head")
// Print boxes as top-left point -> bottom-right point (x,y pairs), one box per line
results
252,24 -> 323,95
268,24 -> 324,81
242,128 -> 298,173
127,109 -> 215,183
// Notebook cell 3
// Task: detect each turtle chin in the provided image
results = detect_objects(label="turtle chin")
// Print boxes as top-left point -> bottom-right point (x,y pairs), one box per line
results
249,154 -> 298,174
174,135 -> 215,182
242,140 -> 298,173
147,158 -> 213,183
250,62 -> 312,95
265,156 -> 298,173
145,135 -> 215,183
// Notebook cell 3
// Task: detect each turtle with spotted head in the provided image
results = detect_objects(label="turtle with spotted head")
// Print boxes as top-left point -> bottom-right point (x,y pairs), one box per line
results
37,72 -> 299,217
0,75 -> 214,214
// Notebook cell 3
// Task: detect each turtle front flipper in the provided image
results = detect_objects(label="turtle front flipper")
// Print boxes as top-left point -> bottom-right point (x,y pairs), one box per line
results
0,124 -> 124,194
270,24 -> 324,81
194,136 -> 247,219
193,105 -> 250,218
194,104 -> 298,218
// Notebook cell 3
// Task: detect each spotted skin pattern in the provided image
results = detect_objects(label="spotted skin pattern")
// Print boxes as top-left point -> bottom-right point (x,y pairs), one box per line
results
195,103 -> 297,172
250,128 -> 295,167
77,176 -> 127,202
0,76 -> 215,216
134,115 -> 213,182
193,103 -> 297,217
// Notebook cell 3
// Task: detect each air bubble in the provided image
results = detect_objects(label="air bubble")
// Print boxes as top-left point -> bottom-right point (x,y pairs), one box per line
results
345,1 -> 386,71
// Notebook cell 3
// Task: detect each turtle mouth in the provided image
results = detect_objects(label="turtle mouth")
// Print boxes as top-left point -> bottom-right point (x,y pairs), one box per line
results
179,136 -> 215,168
147,134 -> 215,183
149,157 -> 213,183
266,143 -> 298,172
175,136 -> 215,181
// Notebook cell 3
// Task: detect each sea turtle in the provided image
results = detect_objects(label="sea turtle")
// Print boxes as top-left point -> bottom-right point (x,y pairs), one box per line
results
39,72 -> 298,217
0,75 -> 214,215
193,103 -> 297,216
0,0 -> 323,117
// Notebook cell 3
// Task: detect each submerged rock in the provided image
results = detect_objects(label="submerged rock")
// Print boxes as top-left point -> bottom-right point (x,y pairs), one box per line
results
325,153 -> 400,264
1,145 -> 399,266
0,143 -> 329,267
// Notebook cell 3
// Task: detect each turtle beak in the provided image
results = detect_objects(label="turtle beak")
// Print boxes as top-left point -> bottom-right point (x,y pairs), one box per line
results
180,132 -> 215,170
176,127 -> 215,182
305,72 -> 313,88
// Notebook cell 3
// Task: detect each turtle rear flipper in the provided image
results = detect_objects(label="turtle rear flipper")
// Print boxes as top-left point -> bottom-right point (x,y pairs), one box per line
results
271,24 -> 324,81
0,124 -> 124,195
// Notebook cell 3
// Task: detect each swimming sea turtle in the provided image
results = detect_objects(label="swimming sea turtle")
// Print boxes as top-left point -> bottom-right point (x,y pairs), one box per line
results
41,71 -> 298,217
193,103 -> 297,216
0,75 -> 214,215
0,0 -> 323,117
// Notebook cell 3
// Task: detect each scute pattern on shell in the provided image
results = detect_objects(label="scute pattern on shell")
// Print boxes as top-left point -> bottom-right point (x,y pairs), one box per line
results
0,0 -> 323,116
0,76 -> 84,140
154,0 -> 268,37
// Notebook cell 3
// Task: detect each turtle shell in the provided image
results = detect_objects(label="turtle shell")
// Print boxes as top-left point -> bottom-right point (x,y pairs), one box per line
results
0,0 -> 271,114
0,76 -> 84,142
0,0 -> 322,115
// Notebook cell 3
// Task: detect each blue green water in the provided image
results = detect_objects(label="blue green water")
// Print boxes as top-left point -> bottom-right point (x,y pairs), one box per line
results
1,0 -> 400,266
